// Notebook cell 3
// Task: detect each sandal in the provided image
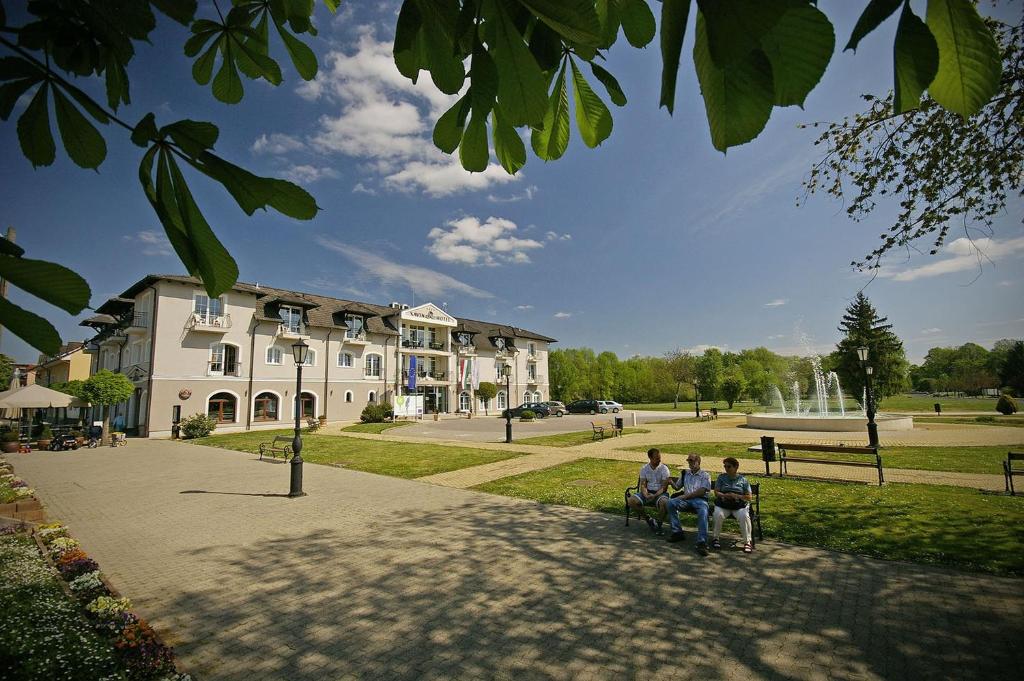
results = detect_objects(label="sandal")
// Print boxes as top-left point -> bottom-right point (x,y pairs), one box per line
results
743,542 -> 753,553
711,538 -> 721,550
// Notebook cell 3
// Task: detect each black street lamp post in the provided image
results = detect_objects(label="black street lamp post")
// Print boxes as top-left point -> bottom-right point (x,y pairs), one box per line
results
857,345 -> 880,449
290,339 -> 309,497
503,364 -> 513,444
693,380 -> 701,419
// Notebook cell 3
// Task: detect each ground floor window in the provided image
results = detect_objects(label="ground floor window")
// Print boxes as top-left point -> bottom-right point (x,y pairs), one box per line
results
497,391 -> 507,409
294,392 -> 315,419
208,392 -> 236,423
345,391 -> 353,403
254,392 -> 279,421
459,391 -> 470,412
368,390 -> 376,403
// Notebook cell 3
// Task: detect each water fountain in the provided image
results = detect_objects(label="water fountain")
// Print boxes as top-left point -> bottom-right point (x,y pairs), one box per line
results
746,356 -> 914,432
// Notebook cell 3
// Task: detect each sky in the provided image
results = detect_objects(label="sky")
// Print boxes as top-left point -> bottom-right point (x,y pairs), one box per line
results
1,1 -> 1021,366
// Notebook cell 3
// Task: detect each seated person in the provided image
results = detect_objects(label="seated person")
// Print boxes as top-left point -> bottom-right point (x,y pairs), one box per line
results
666,454 -> 711,555
627,448 -> 671,534
712,457 -> 754,553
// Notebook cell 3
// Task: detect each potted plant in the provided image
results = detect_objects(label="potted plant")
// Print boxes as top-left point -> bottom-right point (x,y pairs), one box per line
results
70,430 -> 85,446
1,431 -> 19,454
318,413 -> 327,427
37,426 -> 53,450
520,409 -> 536,422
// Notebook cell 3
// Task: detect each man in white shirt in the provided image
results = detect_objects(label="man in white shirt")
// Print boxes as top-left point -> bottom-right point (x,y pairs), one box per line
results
665,454 -> 712,555
628,448 -> 671,534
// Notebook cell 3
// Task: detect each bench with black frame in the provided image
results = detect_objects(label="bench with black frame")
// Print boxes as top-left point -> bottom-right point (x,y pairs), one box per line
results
777,443 -> 884,486
258,435 -> 293,461
1004,451 -> 1024,495
624,477 -> 763,546
591,421 -> 621,440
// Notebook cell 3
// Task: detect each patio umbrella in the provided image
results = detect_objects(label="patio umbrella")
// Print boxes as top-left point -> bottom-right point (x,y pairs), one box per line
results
0,384 -> 89,409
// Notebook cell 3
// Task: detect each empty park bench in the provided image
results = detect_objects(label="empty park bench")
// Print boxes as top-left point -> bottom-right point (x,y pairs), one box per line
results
258,435 -> 293,461
591,420 -> 621,440
1004,451 -> 1024,495
624,477 -> 763,546
699,410 -> 715,421
777,442 -> 884,485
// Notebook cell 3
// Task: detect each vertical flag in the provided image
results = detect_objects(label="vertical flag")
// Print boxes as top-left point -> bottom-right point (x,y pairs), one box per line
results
471,357 -> 480,390
408,356 -> 417,390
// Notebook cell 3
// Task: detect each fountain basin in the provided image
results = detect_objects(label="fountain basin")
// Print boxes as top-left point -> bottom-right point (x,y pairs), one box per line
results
746,413 -> 914,432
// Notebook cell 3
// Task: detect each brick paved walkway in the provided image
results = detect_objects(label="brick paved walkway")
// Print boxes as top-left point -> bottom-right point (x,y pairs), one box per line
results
11,441 -> 1024,681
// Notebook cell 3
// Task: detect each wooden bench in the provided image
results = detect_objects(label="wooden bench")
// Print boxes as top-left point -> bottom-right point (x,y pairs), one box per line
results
777,442 -> 884,485
624,477 -> 763,545
258,435 -> 293,461
699,410 -> 715,421
591,421 -> 621,440
1004,451 -> 1024,495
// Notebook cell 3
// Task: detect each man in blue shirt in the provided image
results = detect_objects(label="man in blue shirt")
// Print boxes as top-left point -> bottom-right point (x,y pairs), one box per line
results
665,454 -> 711,555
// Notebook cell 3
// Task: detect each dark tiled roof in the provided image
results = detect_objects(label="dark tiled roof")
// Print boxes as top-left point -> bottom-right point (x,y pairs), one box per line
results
112,274 -> 555,343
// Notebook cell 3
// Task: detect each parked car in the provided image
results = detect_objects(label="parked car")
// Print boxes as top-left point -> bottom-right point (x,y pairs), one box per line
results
503,402 -> 551,418
543,401 -> 567,416
566,399 -> 599,414
597,400 -> 623,413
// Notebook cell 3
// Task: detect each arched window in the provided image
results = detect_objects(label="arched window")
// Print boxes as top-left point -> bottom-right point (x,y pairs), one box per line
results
497,391 -> 507,409
254,392 -> 279,421
338,352 -> 353,368
459,391 -> 471,412
345,391 -> 353,403
365,353 -> 382,378
368,391 -> 376,403
294,391 -> 316,419
207,392 -> 237,423
533,391 -> 543,402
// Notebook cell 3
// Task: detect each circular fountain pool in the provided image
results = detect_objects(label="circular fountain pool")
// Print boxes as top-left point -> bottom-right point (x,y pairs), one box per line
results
745,413 -> 914,432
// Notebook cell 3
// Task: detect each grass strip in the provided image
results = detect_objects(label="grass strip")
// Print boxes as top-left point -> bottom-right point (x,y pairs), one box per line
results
191,429 -> 526,478
515,428 -> 650,447
473,458 -> 1024,575
339,421 -> 413,434
627,395 -> 1003,413
627,441 -> 1021,475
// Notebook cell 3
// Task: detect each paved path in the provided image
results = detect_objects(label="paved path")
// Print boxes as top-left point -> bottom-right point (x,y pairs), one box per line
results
11,441 -> 1024,681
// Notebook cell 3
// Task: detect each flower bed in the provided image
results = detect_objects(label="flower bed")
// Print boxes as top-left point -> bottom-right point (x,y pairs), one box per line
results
0,520 -> 193,680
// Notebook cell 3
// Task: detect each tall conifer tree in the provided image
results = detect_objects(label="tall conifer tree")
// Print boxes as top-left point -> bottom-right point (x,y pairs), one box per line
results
831,293 -> 909,407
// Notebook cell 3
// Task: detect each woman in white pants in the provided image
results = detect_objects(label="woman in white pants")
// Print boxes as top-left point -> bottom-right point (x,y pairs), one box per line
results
711,457 -> 754,553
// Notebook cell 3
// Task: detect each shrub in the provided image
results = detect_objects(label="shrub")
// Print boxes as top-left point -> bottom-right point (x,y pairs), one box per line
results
996,394 -> 1018,415
1,431 -> 17,443
360,403 -> 394,423
179,413 -> 217,439
39,425 -> 53,440
520,410 -> 536,420
975,415 -> 996,424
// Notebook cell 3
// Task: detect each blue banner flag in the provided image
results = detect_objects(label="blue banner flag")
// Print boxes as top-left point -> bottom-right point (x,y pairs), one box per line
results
408,356 -> 417,390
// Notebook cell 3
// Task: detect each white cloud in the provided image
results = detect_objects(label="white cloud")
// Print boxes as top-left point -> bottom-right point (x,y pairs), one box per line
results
767,334 -> 786,340
515,305 -> 534,311
553,312 -> 572,318
763,299 -> 788,307
878,236 -> 1024,282
123,230 -> 173,257
315,236 -> 492,299
921,327 -> 942,334
487,186 -> 538,203
352,182 -> 377,195
426,216 -> 544,266
282,165 -> 340,183
545,231 -> 572,241
294,28 -> 518,197
687,344 -> 726,354
251,133 -> 306,155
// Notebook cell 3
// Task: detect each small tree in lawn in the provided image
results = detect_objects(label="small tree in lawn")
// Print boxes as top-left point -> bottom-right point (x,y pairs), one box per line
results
477,382 -> 498,415
81,370 -> 135,443
720,369 -> 746,410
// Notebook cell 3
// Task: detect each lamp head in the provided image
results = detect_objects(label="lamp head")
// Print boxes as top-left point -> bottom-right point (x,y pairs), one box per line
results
292,339 -> 309,365
856,346 -> 869,363
866,365 -> 874,376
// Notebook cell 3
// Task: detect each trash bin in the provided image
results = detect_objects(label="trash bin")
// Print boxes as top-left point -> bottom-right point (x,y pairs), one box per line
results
614,416 -> 624,432
760,435 -> 776,461
171,423 -> 181,439
711,407 -> 718,417
934,403 -> 941,415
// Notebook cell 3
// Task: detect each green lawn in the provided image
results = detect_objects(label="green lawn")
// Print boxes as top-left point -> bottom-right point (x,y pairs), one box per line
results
515,428 -> 649,447
629,441 -> 1020,475
190,429 -> 525,478
474,458 -> 1024,575
627,395 -> 1003,414
917,415 -> 1024,428
339,421 -> 413,434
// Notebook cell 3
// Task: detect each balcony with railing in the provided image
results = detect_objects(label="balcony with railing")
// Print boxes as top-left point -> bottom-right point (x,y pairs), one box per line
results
416,370 -> 448,384
98,328 -> 128,346
527,373 -> 544,384
189,312 -> 232,332
344,329 -> 369,344
207,361 -> 242,377
278,322 -> 308,339
125,311 -> 149,335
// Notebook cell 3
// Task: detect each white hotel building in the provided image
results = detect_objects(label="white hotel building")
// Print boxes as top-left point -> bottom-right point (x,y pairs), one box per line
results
80,275 -> 556,437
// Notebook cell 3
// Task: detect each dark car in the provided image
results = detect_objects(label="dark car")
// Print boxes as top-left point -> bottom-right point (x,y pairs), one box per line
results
566,399 -> 600,414
503,402 -> 551,418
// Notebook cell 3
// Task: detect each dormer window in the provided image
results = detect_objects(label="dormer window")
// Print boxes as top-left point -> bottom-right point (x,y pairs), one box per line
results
345,316 -> 365,339
279,305 -> 302,333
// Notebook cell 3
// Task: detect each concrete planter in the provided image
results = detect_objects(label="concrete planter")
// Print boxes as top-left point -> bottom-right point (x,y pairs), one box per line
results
2,442 -> 19,454
37,439 -> 52,450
